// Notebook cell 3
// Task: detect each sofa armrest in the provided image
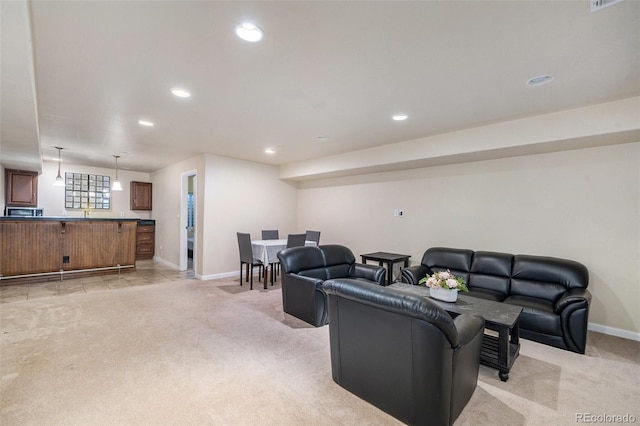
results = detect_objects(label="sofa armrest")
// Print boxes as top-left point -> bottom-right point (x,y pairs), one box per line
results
283,273 -> 325,292
349,263 -> 386,285
554,288 -> 591,314
453,314 -> 485,348
401,265 -> 430,285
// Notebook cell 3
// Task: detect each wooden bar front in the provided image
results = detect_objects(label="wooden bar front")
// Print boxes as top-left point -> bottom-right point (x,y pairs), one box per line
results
0,218 -> 137,282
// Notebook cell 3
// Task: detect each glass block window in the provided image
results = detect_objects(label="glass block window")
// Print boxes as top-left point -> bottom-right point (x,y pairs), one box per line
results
65,172 -> 111,209
187,193 -> 195,227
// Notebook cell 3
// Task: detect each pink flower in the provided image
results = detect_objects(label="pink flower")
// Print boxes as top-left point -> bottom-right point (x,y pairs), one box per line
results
446,278 -> 459,288
438,271 -> 451,280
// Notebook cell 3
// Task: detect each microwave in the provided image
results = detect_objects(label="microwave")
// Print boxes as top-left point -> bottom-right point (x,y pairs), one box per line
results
4,207 -> 44,217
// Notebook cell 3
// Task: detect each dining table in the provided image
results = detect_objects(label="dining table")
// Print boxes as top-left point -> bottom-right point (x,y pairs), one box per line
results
251,239 -> 316,288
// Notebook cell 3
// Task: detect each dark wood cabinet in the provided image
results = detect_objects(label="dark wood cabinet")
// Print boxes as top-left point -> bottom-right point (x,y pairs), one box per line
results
130,181 -> 152,210
136,221 -> 155,260
5,169 -> 38,207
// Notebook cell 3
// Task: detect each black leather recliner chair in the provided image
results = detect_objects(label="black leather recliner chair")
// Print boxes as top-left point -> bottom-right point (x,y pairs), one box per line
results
277,244 -> 386,327
402,247 -> 591,354
323,278 -> 485,426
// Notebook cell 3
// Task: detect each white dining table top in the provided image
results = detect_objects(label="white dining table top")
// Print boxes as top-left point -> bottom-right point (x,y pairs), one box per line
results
251,239 -> 316,265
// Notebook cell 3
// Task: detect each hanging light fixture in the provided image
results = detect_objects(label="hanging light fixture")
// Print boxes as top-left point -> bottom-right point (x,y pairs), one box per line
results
53,147 -> 65,187
112,155 -> 123,191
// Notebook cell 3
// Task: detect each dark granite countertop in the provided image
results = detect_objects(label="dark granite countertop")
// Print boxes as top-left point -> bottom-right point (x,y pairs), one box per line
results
0,217 -> 141,222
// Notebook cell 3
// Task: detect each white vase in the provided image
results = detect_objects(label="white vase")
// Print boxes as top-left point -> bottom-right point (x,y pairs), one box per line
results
429,287 -> 458,302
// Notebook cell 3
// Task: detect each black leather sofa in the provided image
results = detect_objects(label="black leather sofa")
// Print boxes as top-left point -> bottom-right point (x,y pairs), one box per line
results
402,247 -> 591,354
323,278 -> 485,426
277,244 -> 386,327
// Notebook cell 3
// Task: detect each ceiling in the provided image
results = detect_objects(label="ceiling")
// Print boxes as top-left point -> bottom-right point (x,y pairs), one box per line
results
1,0 -> 639,174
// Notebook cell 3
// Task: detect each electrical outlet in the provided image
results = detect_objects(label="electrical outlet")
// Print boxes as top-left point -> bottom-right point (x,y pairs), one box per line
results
63,256 -> 70,263
393,209 -> 405,217
120,211 -> 125,217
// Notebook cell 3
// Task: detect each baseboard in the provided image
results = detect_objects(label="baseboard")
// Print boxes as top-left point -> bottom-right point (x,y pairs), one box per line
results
150,259 -> 243,282
588,322 -> 640,342
200,271 -> 239,281
152,256 -> 180,271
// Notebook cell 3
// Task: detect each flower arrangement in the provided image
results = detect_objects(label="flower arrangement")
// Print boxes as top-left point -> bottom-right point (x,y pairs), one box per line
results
419,269 -> 469,292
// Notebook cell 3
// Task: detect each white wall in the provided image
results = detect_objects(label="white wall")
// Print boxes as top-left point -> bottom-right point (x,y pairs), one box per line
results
150,154 -> 204,273
151,153 -> 298,279
38,160 -> 152,218
297,143 -> 640,337
200,154 -> 298,279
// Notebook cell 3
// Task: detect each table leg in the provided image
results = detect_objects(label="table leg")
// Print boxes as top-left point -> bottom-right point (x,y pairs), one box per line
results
263,265 -> 268,290
511,322 -> 520,345
270,264 -> 274,286
498,326 -> 510,381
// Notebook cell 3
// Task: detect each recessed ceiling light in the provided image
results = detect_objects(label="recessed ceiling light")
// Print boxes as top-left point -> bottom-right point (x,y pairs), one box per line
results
392,114 -> 408,121
235,22 -> 263,42
527,75 -> 554,87
171,88 -> 191,98
265,148 -> 276,154
138,120 -> 154,127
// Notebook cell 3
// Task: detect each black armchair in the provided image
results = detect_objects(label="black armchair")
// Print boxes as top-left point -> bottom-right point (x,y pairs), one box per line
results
277,244 -> 386,327
322,279 -> 484,426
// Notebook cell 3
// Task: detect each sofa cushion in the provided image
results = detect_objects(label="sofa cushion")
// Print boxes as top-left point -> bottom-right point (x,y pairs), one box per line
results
280,246 -> 325,274
511,255 -> 589,303
469,251 -> 512,297
465,288 -> 505,302
422,247 -> 473,283
326,264 -> 352,279
322,244 -> 356,266
504,295 -> 561,336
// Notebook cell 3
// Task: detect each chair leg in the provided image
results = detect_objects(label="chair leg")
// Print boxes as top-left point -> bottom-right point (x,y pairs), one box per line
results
245,263 -> 249,282
240,262 -> 243,286
250,264 -> 253,290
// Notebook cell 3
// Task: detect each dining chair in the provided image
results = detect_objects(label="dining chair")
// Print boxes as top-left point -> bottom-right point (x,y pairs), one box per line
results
305,230 -> 321,245
261,229 -> 280,276
262,230 -> 279,240
237,232 -> 263,290
286,233 -> 307,248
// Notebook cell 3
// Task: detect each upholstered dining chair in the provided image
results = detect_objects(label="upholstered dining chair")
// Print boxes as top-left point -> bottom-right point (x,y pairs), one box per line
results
305,230 -> 321,245
261,230 -> 279,240
236,232 -> 263,290
286,233 -> 307,248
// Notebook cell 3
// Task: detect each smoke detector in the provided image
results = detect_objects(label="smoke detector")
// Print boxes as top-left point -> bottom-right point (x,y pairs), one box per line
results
591,0 -> 623,12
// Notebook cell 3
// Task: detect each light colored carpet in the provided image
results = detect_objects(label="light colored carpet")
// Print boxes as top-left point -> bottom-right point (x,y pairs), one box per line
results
1,275 -> 639,425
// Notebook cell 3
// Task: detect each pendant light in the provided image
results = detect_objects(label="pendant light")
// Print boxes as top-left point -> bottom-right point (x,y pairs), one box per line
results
53,147 -> 65,187
112,155 -> 123,191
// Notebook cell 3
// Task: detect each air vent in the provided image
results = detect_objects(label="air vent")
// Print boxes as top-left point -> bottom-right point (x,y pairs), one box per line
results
591,0 -> 623,12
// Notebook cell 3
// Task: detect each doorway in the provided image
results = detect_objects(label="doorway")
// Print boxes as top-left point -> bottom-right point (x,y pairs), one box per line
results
180,170 -> 197,274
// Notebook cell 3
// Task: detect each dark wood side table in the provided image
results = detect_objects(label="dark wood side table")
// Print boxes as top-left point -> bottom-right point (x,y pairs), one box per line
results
360,252 -> 411,286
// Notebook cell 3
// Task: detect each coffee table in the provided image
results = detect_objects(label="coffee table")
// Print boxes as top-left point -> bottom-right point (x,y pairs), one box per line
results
389,283 -> 523,381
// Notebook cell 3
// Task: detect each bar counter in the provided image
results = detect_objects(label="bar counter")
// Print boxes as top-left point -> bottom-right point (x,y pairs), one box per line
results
0,217 -> 141,282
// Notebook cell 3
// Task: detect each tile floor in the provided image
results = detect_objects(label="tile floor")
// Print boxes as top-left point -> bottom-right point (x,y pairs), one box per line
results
0,260 -> 196,304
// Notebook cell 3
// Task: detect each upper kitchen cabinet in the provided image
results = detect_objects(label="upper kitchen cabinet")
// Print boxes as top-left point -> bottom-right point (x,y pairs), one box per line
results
5,169 -> 38,207
130,181 -> 152,210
